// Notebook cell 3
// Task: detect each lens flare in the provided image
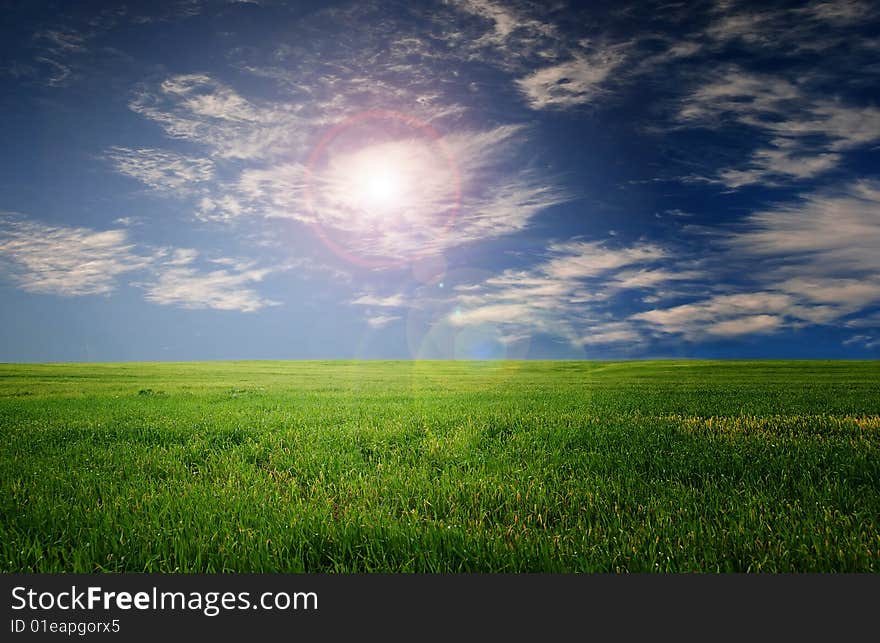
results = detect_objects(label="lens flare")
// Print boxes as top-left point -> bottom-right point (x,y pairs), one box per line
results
305,110 -> 461,269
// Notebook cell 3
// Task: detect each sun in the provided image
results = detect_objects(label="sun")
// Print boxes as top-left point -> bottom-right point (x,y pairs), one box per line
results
313,138 -> 453,225
357,166 -> 403,211
304,111 -> 463,267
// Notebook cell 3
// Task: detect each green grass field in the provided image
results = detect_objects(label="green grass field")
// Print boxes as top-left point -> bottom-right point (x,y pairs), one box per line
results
1,360 -> 878,572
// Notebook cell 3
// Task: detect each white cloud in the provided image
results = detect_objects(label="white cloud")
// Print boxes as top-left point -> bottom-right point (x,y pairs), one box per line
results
160,74 -> 262,122
611,268 -> 704,290
0,215 -> 285,314
35,29 -> 87,53
632,292 -> 792,337
445,1 -> 638,111
715,141 -> 842,189
632,180 -> 880,339
797,0 -> 874,26
678,69 -> 880,186
198,195 -> 247,222
129,74 -> 307,160
575,322 -> 642,346
705,314 -> 784,336
123,60 -> 567,257
165,248 -> 200,266
844,312 -> 880,329
705,12 -> 772,45
34,57 -> 73,87
30,28 -> 89,87
726,180 -> 880,276
353,293 -> 408,330
352,293 -> 407,308
142,262 -> 280,312
842,334 -> 880,349
702,0 -> 877,53
776,278 -> 880,309
240,165 -> 306,216
449,302 -> 536,326
366,314 -> 401,328
451,0 -> 563,67
433,176 -> 880,347
543,241 -> 668,280
118,16 -> 571,255
0,216 -> 152,296
446,239 -> 689,347
457,0 -> 554,47
515,47 -> 629,110
427,235 -> 731,350
106,147 -> 214,195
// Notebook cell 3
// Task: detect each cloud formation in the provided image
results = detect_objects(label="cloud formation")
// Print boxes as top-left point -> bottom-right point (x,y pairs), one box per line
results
32,28 -> 88,86
129,74 -> 308,160
634,180 -> 880,338
432,178 -> 880,347
446,239 -> 684,348
106,147 -> 215,195
142,259 -> 279,312
366,314 -> 401,328
726,180 -> 880,276
515,46 -> 629,110
0,215 -> 283,313
678,68 -> 880,187
0,216 -> 151,296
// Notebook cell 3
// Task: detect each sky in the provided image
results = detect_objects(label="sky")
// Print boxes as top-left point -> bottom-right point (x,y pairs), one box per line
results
1,0 -> 879,361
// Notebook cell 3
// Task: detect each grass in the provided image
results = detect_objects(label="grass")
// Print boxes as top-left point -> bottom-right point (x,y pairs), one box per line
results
1,360 -> 878,573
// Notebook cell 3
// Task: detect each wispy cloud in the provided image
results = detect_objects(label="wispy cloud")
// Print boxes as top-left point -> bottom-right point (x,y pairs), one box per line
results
106,147 -> 215,196
446,239 -> 691,348
129,74 -> 308,160
542,241 -> 668,280
352,292 -> 407,329
799,0 -> 875,25
633,180 -> 880,338
0,214 -> 284,313
576,322 -> 643,346
446,0 -> 635,111
0,216 -> 152,296
451,0 -> 563,66
433,177 -> 880,346
482,0 -> 879,114
351,240 -> 688,351
515,45 -> 629,110
142,260 -> 280,312
705,0 -> 878,51
366,314 -> 401,328
352,293 -> 407,308
36,29 -> 87,53
844,312 -> 880,330
632,293 -> 791,339
843,333 -> 880,349
31,28 -> 88,86
33,57 -> 74,86
677,67 -> 880,187
726,180 -> 880,277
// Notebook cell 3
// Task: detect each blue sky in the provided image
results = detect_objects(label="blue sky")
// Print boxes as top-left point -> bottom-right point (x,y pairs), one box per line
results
1,0 -> 879,361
